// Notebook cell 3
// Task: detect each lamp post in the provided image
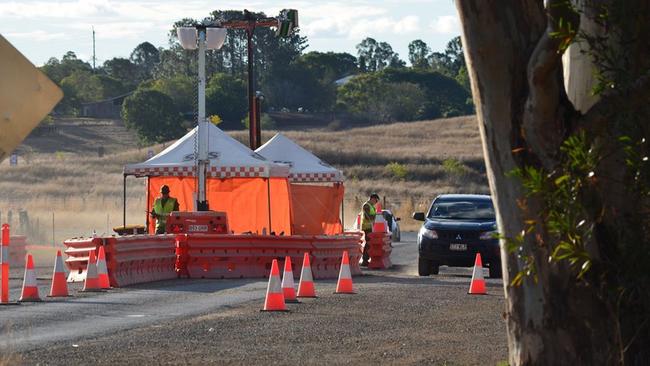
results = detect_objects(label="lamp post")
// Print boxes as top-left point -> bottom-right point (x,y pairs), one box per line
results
177,24 -> 227,211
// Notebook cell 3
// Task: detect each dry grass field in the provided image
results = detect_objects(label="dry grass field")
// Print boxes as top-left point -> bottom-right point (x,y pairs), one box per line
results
0,116 -> 488,263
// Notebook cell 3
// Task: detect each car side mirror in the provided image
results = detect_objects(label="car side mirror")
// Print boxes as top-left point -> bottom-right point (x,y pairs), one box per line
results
395,217 -> 401,221
412,212 -> 425,221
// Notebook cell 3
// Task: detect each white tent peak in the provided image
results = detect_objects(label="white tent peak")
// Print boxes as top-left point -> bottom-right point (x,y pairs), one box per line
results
124,124 -> 289,178
256,133 -> 344,182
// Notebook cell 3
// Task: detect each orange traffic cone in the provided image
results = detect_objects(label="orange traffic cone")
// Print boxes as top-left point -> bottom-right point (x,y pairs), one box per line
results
281,256 -> 299,303
335,250 -> 356,294
82,250 -> 102,292
297,252 -> 317,298
262,259 -> 288,311
468,253 -> 487,295
19,254 -> 42,302
96,246 -> 110,289
48,250 -> 69,297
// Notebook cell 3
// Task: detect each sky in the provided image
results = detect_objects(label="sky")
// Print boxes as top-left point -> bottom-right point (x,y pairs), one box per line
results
0,0 -> 461,67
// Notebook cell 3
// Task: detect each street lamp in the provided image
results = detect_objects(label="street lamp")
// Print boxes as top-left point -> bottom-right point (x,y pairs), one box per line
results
177,23 -> 226,211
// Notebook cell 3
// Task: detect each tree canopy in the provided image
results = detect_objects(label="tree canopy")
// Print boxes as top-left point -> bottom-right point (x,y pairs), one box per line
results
121,89 -> 184,144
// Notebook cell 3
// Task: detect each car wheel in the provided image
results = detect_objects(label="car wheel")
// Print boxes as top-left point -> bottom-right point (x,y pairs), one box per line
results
489,262 -> 503,279
418,256 -> 431,276
431,262 -> 440,275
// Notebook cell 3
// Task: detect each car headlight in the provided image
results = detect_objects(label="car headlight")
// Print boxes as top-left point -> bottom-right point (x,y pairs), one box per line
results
419,226 -> 438,239
479,231 -> 497,240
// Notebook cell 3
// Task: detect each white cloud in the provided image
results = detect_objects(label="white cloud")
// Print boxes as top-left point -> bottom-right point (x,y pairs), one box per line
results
295,3 -> 420,41
394,15 -> 420,34
0,0 -> 116,18
5,30 -> 66,41
430,15 -> 460,34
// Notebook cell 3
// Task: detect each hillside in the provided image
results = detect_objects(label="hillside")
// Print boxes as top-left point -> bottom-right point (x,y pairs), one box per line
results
0,116 -> 488,244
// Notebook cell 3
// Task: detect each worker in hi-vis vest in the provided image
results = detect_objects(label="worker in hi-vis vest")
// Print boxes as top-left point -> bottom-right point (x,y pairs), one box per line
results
360,193 -> 380,266
151,185 -> 179,234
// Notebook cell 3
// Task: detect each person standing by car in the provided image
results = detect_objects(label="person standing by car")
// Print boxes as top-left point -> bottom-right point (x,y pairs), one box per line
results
360,193 -> 380,266
151,185 -> 179,234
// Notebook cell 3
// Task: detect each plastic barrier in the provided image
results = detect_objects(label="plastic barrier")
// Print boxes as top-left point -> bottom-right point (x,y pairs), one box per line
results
103,235 -> 177,287
64,233 -> 363,287
64,237 -> 103,282
185,233 -> 363,280
365,232 -> 393,269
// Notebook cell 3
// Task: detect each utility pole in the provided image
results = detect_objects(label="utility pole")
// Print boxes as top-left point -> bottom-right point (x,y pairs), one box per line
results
220,9 -> 298,150
92,26 -> 96,71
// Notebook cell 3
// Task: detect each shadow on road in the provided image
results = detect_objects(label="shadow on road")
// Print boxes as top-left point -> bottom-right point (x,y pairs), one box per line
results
121,278 -> 264,294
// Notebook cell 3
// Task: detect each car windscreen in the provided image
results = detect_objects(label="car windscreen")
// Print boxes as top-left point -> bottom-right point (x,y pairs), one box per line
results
427,200 -> 495,220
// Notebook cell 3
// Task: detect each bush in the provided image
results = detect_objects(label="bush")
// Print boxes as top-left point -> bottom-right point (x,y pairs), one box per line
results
385,162 -> 408,180
327,119 -> 344,131
442,158 -> 467,176
122,89 -> 185,144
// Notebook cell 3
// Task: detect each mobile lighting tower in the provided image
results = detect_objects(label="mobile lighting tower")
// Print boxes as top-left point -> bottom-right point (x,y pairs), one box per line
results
177,23 -> 227,211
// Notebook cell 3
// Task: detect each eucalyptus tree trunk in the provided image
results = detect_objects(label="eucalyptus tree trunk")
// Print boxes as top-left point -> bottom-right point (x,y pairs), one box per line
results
455,1 -> 650,365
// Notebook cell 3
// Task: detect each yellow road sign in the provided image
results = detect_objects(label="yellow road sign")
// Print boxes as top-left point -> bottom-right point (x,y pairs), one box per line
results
0,34 -> 63,162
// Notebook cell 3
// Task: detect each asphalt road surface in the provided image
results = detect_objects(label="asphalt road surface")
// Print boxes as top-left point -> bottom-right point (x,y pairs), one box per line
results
1,233 -> 508,365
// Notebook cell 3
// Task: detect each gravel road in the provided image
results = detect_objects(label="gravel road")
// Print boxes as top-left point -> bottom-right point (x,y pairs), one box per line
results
2,233 -> 508,365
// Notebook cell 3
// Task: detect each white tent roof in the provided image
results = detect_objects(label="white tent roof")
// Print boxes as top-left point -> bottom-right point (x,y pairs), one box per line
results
124,124 -> 289,178
255,133 -> 344,182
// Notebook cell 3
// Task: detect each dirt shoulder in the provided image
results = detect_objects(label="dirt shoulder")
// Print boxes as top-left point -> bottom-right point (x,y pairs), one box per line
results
17,269 -> 507,365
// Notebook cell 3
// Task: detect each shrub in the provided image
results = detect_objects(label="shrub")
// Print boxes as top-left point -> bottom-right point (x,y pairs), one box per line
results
385,162 -> 408,180
327,119 -> 344,131
442,158 -> 467,176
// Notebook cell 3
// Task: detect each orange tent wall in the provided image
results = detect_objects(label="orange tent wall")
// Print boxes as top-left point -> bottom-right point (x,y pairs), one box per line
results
290,183 -> 344,235
206,177 -> 292,235
148,177 -> 196,233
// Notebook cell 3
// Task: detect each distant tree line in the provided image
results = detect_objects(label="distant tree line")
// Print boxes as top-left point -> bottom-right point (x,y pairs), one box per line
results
40,10 -> 473,143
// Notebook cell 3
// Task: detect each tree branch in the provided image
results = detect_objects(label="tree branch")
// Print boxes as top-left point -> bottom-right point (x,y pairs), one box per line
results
522,0 -> 580,170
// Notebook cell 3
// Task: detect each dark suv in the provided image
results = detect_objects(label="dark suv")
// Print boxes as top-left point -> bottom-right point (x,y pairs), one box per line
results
413,194 -> 501,278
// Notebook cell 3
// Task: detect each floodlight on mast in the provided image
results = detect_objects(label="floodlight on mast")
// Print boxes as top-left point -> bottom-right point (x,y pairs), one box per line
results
176,22 -> 226,211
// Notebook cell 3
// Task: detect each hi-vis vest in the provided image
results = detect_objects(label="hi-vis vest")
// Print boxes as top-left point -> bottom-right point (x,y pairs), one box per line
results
360,201 -> 376,231
153,197 -> 177,232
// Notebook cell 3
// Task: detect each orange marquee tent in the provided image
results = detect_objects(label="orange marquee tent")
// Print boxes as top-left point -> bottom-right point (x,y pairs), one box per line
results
256,133 -> 345,235
123,124 -> 292,235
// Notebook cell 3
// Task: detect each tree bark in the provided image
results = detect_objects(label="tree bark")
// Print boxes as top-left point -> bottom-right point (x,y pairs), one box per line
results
455,1 -> 622,364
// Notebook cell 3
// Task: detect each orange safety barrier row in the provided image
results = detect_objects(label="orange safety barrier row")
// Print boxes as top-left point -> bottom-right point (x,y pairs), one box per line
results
184,232 -> 363,280
365,232 -> 393,269
104,235 -> 177,287
64,237 -> 103,282
64,233 -> 362,287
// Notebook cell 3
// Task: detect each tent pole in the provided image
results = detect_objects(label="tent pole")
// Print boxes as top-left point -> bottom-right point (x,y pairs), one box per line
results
267,178 -> 272,234
146,177 -> 150,232
123,174 -> 127,227
341,187 -> 345,233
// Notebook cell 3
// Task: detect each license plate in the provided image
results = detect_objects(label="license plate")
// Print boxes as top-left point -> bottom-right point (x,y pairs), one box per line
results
449,243 -> 467,251
188,224 -> 209,232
